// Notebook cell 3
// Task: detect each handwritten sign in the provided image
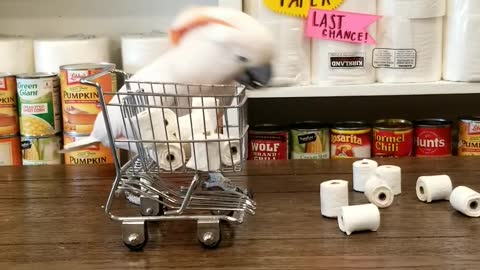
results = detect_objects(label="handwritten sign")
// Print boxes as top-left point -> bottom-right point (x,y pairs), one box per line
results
305,9 -> 380,45
263,0 -> 345,18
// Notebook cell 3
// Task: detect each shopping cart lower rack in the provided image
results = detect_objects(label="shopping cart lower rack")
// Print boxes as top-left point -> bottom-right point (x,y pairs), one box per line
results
80,69 -> 255,251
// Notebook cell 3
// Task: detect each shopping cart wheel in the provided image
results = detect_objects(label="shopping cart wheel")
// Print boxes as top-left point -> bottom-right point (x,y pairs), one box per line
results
140,195 -> 163,216
197,220 -> 221,249
122,221 -> 148,251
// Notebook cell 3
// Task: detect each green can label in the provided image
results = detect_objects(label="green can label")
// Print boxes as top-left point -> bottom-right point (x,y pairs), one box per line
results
290,128 -> 330,159
17,76 -> 61,136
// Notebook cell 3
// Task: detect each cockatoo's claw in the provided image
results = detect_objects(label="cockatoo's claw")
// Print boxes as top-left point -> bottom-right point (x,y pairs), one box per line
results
204,173 -> 249,196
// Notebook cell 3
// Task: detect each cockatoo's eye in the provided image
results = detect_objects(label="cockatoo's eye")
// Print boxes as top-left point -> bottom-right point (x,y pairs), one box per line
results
236,55 -> 249,63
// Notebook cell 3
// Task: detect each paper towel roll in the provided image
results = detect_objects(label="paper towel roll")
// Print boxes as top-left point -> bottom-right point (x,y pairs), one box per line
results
416,175 -> 453,202
450,186 -> 480,217
376,165 -> 402,195
364,176 -> 394,208
338,204 -> 380,236
320,180 -> 349,218
243,0 -> 310,86
121,32 -> 170,74
154,142 -> 186,171
378,0 -> 446,18
447,0 -> 480,15
353,159 -> 379,192
34,34 -> 112,73
0,35 -> 34,74
311,0 -> 376,85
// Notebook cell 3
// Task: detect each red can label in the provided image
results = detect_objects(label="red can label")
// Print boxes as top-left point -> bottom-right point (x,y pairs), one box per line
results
248,132 -> 288,160
373,128 -> 413,157
414,127 -> 451,157
330,129 -> 371,158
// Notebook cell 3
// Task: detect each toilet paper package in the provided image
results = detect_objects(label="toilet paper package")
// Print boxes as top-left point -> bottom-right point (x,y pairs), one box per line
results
338,204 -> 380,236
416,175 -> 452,203
320,180 -> 349,218
121,32 -> 170,74
353,159 -> 378,192
447,0 -> 480,16
0,35 -> 34,74
364,176 -> 394,208
450,186 -> 480,217
376,165 -> 402,195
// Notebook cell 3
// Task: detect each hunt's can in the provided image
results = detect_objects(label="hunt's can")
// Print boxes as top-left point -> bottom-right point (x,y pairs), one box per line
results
21,134 -> 62,165
373,119 -> 413,157
248,124 -> 288,160
290,121 -> 329,159
16,73 -> 61,136
0,135 -> 21,166
0,73 -> 19,136
414,119 -> 452,157
63,133 -> 114,165
458,116 -> 480,156
59,63 -> 117,134
330,121 -> 371,159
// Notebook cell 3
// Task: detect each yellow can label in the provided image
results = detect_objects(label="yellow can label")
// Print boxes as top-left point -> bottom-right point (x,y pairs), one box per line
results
0,76 -> 18,136
63,133 -> 114,164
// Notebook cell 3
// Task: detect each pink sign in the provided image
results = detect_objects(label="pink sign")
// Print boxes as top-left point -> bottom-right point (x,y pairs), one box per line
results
305,8 -> 380,45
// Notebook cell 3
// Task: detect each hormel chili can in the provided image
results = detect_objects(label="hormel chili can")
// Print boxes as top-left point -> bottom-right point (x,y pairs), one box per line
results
248,124 -> 288,160
373,119 -> 413,157
458,116 -> 480,156
331,121 -> 371,159
414,119 -> 452,157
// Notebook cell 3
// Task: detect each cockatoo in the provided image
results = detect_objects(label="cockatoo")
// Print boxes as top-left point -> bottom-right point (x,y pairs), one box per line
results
61,6 -> 274,153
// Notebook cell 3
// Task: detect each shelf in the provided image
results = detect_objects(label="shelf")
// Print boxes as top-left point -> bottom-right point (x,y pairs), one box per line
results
247,81 -> 480,98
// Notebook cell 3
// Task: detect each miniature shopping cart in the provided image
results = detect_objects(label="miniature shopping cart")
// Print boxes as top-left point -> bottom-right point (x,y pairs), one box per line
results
79,69 -> 255,251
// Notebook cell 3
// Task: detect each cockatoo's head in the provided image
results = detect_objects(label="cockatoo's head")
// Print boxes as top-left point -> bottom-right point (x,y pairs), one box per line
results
169,6 -> 274,89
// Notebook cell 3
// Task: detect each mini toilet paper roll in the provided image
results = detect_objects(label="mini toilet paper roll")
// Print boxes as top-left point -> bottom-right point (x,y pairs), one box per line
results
177,97 -> 218,139
132,108 -> 179,146
0,35 -> 34,74
416,175 -> 453,202
320,180 -> 349,218
450,186 -> 480,217
338,204 -> 380,236
219,137 -> 241,167
376,165 -> 402,195
353,159 -> 378,192
154,142 -> 186,171
34,34 -> 111,73
186,134 -> 225,172
121,32 -> 170,74
364,176 -> 394,208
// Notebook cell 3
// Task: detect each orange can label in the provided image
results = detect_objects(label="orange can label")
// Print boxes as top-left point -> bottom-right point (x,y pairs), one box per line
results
0,136 -> 21,166
0,75 -> 18,136
458,119 -> 480,156
63,133 -> 115,164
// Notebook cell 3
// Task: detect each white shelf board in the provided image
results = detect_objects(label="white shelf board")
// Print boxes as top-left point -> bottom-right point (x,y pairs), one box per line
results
247,81 -> 480,98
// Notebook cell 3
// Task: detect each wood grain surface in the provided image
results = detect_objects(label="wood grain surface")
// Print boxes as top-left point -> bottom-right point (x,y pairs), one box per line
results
1,157 -> 480,269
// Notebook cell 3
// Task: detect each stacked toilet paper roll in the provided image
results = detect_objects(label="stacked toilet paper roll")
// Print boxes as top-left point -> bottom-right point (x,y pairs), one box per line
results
0,35 -> 34,74
376,0 -> 446,83
364,176 -> 394,208
121,32 -> 170,74
34,34 -> 112,73
353,159 -> 378,192
243,0 -> 310,86
443,0 -> 480,82
376,165 -> 402,195
320,180 -> 349,218
311,0 -> 377,85
416,175 -> 453,203
450,186 -> 480,217
338,204 -> 380,235
155,142 -> 187,171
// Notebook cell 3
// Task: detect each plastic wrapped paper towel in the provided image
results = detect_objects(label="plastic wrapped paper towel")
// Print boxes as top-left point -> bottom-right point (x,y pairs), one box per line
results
338,204 -> 380,236
243,0 -> 310,86
121,32 -> 170,74
0,35 -> 34,74
416,175 -> 452,203
375,0 -> 446,83
311,0 -> 377,85
450,186 -> 480,217
320,180 -> 349,218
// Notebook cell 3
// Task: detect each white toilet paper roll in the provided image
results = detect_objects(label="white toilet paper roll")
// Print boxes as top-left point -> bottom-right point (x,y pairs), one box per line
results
34,34 -> 112,73
133,108 -> 179,147
376,165 -> 402,195
416,175 -> 453,203
450,186 -> 480,217
364,176 -> 394,208
338,204 -> 380,236
320,180 -> 349,218
378,0 -> 446,18
154,142 -> 186,171
186,133 -> 227,172
121,32 -> 170,74
219,137 -> 241,167
0,35 -> 34,74
177,97 -> 218,139
353,159 -> 379,192
311,0 -> 376,85
447,0 -> 480,15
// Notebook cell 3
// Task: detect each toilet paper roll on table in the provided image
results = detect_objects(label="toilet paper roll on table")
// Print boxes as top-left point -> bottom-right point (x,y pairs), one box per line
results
121,32 -> 170,74
338,204 -> 380,236
353,159 -> 378,192
416,175 -> 453,202
364,176 -> 394,208
320,180 -> 349,218
376,165 -> 402,195
450,186 -> 480,217
0,35 -> 34,74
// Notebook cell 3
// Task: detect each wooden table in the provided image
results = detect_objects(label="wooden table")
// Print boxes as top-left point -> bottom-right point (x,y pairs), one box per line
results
1,157 -> 480,269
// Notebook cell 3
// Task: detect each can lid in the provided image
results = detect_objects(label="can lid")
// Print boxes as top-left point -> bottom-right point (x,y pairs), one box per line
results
0,72 -> 14,78
414,118 -> 452,127
250,123 -> 288,132
21,133 -> 62,139
291,121 -> 329,130
332,121 -> 370,130
458,115 -> 480,121
374,119 -> 413,130
60,62 -> 116,71
16,72 -> 57,79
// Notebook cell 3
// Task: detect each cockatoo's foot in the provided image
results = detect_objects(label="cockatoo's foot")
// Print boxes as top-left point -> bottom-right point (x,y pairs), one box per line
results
204,173 -> 250,196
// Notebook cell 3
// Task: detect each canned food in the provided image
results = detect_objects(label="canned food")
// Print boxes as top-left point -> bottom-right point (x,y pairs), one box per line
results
373,119 -> 413,157
60,63 -> 117,134
331,121 -> 371,159
414,119 -> 452,157
290,121 -> 329,159
63,133 -> 114,164
21,134 -> 62,165
248,124 -> 288,160
17,73 -> 61,136
0,73 -> 18,136
0,135 -> 21,166
458,116 -> 480,156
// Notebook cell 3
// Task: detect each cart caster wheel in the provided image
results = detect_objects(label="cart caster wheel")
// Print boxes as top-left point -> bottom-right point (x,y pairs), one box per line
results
122,221 -> 148,252
197,220 -> 221,249
199,231 -> 222,249
124,234 -> 148,251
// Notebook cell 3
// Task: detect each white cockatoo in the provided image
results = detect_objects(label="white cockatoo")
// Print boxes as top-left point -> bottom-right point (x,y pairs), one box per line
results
61,6 -> 274,153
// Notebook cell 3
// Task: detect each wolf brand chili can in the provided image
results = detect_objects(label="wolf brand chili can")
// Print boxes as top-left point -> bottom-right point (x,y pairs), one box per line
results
0,73 -> 19,136
60,63 -> 117,134
63,133 -> 114,165
0,135 -> 21,166
331,121 -> 371,159
458,116 -> 480,156
248,124 -> 288,160
290,121 -> 329,159
17,73 -> 61,136
373,119 -> 413,157
414,119 -> 452,157
21,134 -> 62,165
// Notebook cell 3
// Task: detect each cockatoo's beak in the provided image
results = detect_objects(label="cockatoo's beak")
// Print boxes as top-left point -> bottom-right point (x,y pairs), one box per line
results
235,64 -> 272,89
